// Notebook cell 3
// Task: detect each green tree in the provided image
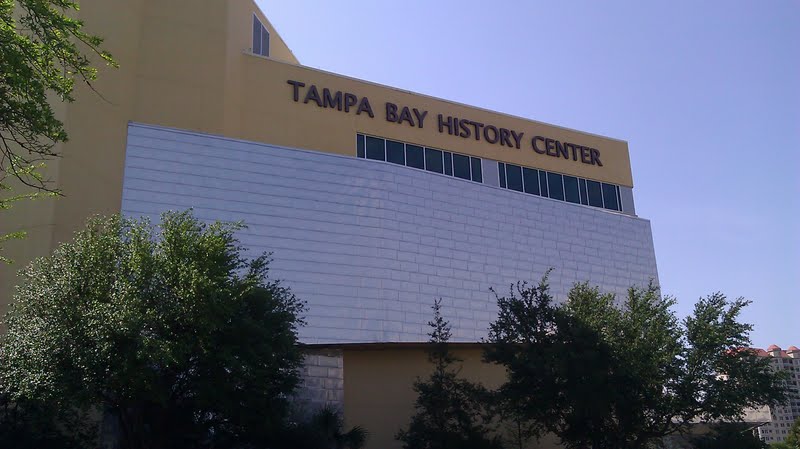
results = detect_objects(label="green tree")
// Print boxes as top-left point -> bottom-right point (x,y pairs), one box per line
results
781,416 -> 800,449
0,393 -> 95,448
691,423 -> 768,449
0,211 -> 306,449
484,276 -> 622,449
1,0 -> 116,261
275,405 -> 367,449
485,277 -> 788,449
397,298 -> 503,449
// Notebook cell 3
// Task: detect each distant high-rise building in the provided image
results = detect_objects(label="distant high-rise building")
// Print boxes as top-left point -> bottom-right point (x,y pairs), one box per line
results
752,345 -> 800,443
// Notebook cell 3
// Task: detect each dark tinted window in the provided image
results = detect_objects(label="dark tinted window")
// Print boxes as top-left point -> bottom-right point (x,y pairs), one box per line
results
579,178 -> 588,205
353,134 -> 633,209
539,170 -> 549,197
563,175 -> 580,204
547,172 -> 564,201
253,15 -> 269,56
523,168 -> 540,195
252,15 -> 262,55
366,136 -> 385,161
357,134 -> 365,158
386,140 -> 404,165
453,154 -> 471,180
406,144 -> 424,169
261,24 -> 269,56
602,183 -> 620,211
471,158 -> 482,183
425,148 -> 444,173
506,164 -> 523,192
586,180 -> 603,207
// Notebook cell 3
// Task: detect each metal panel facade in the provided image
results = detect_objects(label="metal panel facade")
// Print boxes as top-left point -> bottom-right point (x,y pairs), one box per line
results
122,123 -> 659,344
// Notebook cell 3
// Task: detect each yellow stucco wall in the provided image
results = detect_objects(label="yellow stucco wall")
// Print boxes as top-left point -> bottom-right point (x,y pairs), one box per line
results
343,345 -> 560,449
0,0 -> 297,314
239,57 -> 633,188
0,0 -> 633,315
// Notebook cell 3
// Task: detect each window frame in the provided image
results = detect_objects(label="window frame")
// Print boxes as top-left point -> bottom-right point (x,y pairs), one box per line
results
586,179 -> 603,208
405,144 -> 425,169
505,163 -> 523,192
453,154 -> 472,180
470,157 -> 482,183
523,167 -> 539,195
385,139 -> 405,165
602,182 -> 620,211
252,14 -> 270,57
563,175 -> 580,204
547,172 -> 565,201
425,147 -> 445,174
365,135 -> 386,161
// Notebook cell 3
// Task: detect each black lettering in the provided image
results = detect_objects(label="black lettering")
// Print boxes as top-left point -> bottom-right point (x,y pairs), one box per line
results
385,102 -> 398,122
438,114 -> 454,134
580,147 -> 591,163
458,119 -> 471,138
344,93 -> 358,112
555,141 -> 569,159
413,109 -> 428,129
533,136 -> 546,154
287,80 -> 305,101
484,125 -> 499,144
545,138 -> 558,156
322,88 -> 342,111
511,130 -> 524,149
471,121 -> 484,141
499,128 -> 513,147
356,97 -> 374,117
590,148 -> 603,166
568,144 -> 579,161
398,106 -> 414,126
303,85 -> 322,106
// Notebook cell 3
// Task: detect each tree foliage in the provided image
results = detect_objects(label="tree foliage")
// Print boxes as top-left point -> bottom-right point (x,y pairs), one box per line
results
0,393 -> 95,448
1,0 -> 116,261
781,416 -> 800,449
691,423 -> 768,449
484,276 -> 788,449
397,298 -> 503,449
275,405 -> 367,449
772,443 -> 793,449
1,0 -> 115,191
484,276 -> 621,448
0,211 -> 306,449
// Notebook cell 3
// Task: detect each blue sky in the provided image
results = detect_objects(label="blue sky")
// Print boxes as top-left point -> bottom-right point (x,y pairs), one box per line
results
258,0 -> 799,348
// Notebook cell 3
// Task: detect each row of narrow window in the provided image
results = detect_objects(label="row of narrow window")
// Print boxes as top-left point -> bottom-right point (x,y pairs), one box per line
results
498,162 -> 622,212
357,134 -> 483,183
356,133 -> 624,213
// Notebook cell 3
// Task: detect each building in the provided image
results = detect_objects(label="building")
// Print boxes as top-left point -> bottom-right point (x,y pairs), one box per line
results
751,345 -> 800,444
0,1 -> 659,448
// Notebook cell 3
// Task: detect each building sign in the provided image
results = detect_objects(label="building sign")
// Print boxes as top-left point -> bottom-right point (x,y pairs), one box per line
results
286,80 -> 602,167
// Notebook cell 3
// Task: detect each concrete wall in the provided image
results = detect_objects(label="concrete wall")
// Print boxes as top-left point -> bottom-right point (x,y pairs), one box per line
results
294,349 -> 345,414
121,123 -> 659,344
